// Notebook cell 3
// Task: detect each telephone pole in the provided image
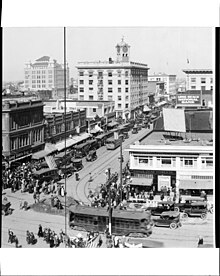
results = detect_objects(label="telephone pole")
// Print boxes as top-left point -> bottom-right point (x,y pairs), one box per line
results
120,136 -> 123,203
106,168 -> 112,235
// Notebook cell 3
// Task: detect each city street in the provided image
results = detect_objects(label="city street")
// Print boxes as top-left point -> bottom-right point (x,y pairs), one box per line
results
1,125 -> 214,248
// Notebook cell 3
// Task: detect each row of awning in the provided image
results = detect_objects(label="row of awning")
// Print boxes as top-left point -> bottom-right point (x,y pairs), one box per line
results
129,177 -> 213,190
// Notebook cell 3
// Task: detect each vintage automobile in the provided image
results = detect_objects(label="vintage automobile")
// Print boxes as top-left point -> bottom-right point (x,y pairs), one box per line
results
86,150 -> 97,162
147,201 -> 176,216
71,158 -> 83,171
60,164 -> 75,178
123,132 -> 129,139
181,202 -> 208,219
174,196 -> 207,212
151,211 -> 182,229
2,197 -> 12,216
33,168 -> 60,184
132,126 -> 138,134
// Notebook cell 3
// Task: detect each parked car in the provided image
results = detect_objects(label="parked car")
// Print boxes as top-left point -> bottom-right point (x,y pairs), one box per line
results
147,201 -> 176,216
151,211 -> 182,229
181,202 -> 208,219
86,150 -> 97,162
71,158 -> 83,171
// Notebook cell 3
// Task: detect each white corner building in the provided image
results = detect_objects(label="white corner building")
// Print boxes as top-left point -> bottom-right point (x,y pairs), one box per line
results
76,38 -> 150,120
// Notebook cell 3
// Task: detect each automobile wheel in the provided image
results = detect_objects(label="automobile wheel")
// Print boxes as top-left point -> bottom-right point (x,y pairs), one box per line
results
182,213 -> 188,219
201,213 -> 207,220
170,223 -> 177,229
174,207 -> 179,212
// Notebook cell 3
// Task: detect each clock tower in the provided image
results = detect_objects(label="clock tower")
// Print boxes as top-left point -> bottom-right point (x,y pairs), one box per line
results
116,37 -> 130,63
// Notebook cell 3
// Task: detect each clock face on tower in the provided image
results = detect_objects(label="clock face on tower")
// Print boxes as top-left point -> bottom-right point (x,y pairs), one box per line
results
123,45 -> 128,53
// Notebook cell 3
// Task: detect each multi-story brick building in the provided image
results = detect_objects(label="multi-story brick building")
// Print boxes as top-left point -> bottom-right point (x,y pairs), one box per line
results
76,39 -> 149,120
24,56 -> 69,92
2,98 -> 45,164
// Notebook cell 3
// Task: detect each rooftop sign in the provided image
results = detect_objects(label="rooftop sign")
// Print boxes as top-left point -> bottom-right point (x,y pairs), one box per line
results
176,94 -> 202,106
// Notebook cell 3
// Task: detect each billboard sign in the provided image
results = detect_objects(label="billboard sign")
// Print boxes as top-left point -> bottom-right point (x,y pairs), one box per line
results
176,94 -> 201,106
163,108 -> 186,132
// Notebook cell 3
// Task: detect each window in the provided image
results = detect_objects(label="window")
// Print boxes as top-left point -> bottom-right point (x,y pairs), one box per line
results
108,80 -> 112,85
118,88 -> 121,93
48,79 -> 53,83
42,85 -> 46,88
125,71 -> 129,77
191,86 -> 196,89
42,70 -> 46,74
93,108 -> 96,112
49,75 -> 53,79
118,80 -> 121,85
108,96 -> 113,101
180,157 -> 197,168
98,71 -> 103,77
125,80 -> 129,85
79,95 -> 84,100
37,70 -> 41,74
118,71 -> 121,77
210,78 -> 213,84
37,80 -> 41,83
125,88 -> 129,92
108,88 -> 113,93
42,80 -> 46,83
125,95 -> 129,100
201,78 -> 206,83
184,159 -> 193,166
89,96 -> 94,100
108,72 -> 112,77
161,158 -> 172,165
89,80 -> 93,85
89,72 -> 93,77
37,75 -> 41,79
80,80 -> 84,85
89,87 -> 93,91
118,96 -> 122,101
79,71 -> 84,76
125,103 -> 129,108
48,70 -> 53,74
201,86 -> 206,91
79,87 -> 84,93
191,78 -> 196,82
32,71 -> 36,75
118,104 -> 122,108
139,157 -> 153,166
42,75 -> 46,79
201,157 -> 213,168
32,85 -> 36,88
32,80 -> 36,84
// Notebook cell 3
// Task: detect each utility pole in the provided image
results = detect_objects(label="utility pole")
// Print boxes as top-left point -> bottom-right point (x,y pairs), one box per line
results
120,136 -> 123,203
106,168 -> 112,235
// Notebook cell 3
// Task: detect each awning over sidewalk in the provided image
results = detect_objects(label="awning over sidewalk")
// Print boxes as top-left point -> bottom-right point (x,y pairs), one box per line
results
179,180 -> 213,190
130,177 -> 153,186
32,150 -> 51,160
55,133 -> 92,151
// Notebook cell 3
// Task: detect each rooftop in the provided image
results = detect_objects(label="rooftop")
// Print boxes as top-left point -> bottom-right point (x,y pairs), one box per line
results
182,69 -> 213,74
139,131 -> 213,147
77,60 -> 149,69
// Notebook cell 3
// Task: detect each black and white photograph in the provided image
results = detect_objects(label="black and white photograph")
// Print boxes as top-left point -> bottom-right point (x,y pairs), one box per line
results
1,0 -> 219,276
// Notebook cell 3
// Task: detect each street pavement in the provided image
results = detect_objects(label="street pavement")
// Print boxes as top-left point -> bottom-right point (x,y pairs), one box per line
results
1,125 -> 215,248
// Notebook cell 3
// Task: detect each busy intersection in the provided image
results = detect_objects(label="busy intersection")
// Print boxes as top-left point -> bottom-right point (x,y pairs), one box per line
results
2,125 -> 214,248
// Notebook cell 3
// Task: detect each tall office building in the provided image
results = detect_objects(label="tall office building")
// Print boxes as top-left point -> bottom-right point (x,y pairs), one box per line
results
24,56 -> 69,92
76,39 -> 149,120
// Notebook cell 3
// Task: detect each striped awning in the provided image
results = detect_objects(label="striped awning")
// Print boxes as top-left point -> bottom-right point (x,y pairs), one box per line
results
179,180 -> 213,190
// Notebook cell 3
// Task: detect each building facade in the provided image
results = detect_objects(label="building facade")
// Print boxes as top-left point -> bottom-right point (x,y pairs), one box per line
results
127,131 -> 213,195
182,69 -> 213,91
2,98 -> 45,164
76,39 -> 149,120
24,56 -> 69,92
44,109 -> 87,144
148,73 -> 177,98
44,99 -> 116,132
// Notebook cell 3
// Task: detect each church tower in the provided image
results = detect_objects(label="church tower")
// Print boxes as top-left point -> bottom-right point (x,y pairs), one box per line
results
116,37 -> 130,63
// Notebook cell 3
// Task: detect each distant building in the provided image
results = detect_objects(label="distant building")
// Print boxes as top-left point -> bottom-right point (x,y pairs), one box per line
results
2,98 -> 45,164
147,81 -> 166,105
43,99 -> 116,132
24,56 -> 69,93
182,69 -> 213,91
76,38 -> 150,120
148,73 -> 177,98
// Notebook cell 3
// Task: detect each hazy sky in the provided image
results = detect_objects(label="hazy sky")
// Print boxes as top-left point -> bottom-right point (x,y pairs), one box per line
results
3,27 -> 213,82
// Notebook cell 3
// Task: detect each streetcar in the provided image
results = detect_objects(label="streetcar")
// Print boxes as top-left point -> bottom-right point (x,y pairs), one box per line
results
69,205 -> 153,237
105,137 -> 121,150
